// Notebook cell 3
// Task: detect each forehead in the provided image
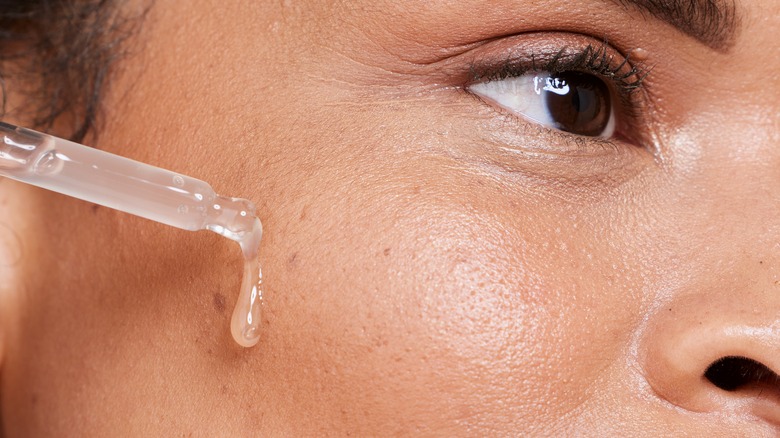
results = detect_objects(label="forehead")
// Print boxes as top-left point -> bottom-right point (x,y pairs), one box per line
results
287,0 -> 745,53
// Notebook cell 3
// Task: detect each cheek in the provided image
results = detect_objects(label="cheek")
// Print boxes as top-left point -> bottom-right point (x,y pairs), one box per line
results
259,150 -> 644,429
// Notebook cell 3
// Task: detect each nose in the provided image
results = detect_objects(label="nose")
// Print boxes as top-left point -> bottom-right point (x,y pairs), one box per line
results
639,278 -> 780,425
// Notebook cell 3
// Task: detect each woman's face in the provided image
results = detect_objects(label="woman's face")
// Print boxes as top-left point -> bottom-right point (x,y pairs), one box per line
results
2,0 -> 779,435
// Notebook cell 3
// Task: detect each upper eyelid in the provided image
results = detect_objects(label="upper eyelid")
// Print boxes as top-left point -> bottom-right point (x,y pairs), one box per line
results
466,41 -> 651,93
465,39 -> 655,125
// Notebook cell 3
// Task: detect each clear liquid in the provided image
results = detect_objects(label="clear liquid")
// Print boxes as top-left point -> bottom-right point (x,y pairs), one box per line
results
206,197 -> 264,348
0,123 -> 266,347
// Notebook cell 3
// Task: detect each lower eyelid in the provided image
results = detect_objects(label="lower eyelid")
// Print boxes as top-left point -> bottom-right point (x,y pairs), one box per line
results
453,83 -> 651,173
443,113 -> 654,193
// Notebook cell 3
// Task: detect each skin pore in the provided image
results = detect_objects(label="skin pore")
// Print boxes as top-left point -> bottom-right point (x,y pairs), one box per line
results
1,0 -> 779,435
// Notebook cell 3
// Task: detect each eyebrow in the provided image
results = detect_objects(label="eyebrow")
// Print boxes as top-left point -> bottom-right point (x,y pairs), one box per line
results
609,0 -> 740,50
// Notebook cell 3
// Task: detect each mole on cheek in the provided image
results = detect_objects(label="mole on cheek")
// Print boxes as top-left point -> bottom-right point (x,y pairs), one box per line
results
213,292 -> 227,313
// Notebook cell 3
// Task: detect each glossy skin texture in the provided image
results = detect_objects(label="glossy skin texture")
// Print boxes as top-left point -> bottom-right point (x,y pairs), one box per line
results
1,0 -> 779,435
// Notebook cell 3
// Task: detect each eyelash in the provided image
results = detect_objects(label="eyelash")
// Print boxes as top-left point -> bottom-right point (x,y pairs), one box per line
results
467,40 -> 653,145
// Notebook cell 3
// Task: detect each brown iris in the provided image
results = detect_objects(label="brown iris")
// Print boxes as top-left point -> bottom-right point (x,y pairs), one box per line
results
543,72 -> 612,136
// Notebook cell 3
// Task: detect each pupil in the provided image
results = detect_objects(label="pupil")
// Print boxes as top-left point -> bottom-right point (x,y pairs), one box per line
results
543,72 -> 611,137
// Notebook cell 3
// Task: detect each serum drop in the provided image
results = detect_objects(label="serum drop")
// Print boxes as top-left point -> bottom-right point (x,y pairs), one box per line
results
205,196 -> 264,347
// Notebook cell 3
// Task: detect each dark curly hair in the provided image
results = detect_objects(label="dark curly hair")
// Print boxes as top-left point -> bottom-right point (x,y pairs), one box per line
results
0,0 -> 145,142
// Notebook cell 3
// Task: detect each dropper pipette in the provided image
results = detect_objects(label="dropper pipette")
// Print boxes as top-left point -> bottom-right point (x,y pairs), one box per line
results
0,122 -> 258,240
0,121 -> 264,347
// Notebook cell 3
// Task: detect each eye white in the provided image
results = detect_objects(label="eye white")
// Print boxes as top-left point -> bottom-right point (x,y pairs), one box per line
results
468,73 -> 616,138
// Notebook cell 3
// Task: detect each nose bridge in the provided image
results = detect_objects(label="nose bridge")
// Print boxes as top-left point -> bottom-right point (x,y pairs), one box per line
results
669,171 -> 780,293
713,155 -> 779,277
667,110 -> 780,275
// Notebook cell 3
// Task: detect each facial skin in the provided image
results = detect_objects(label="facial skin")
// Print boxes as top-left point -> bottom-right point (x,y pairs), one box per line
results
1,0 -> 779,435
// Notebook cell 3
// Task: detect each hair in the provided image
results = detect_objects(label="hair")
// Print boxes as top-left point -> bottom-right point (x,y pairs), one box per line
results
0,0 -> 144,142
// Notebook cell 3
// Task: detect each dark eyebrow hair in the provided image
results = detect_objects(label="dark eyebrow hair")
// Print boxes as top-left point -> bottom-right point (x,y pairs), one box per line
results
610,0 -> 740,50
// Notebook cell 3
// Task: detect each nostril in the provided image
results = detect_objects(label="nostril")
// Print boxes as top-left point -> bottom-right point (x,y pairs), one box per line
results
705,356 -> 780,392
639,291 -> 780,425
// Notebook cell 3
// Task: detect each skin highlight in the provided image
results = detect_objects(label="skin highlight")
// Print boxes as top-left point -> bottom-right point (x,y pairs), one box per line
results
0,0 -> 778,435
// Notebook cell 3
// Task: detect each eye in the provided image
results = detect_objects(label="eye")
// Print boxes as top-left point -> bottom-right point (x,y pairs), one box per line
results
469,71 -> 616,138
